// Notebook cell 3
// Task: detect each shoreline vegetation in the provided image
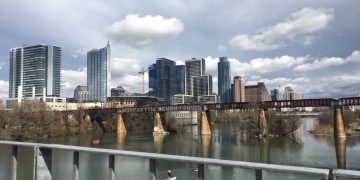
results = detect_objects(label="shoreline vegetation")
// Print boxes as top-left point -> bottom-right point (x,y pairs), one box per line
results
309,110 -> 360,136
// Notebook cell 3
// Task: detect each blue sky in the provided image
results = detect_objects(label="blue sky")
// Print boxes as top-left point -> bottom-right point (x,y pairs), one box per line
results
0,0 -> 360,99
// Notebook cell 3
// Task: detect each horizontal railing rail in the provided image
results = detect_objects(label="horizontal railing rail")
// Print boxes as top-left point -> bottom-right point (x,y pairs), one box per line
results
0,140 -> 359,180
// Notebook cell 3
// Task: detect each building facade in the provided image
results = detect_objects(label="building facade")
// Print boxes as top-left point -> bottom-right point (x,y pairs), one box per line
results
87,42 -> 111,103
283,86 -> 301,100
233,76 -> 245,102
218,57 -> 231,103
9,44 -> 61,98
176,65 -> 185,94
271,89 -> 281,101
185,58 -> 205,95
245,82 -> 271,102
73,85 -> 88,103
148,58 -> 176,104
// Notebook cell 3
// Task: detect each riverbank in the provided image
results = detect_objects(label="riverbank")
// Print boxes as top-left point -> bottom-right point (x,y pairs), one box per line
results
309,110 -> 360,136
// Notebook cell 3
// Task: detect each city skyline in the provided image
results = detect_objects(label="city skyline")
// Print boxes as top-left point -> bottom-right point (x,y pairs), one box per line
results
0,0 -> 360,99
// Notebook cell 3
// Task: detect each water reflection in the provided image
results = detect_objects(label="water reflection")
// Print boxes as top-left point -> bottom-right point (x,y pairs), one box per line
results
201,135 -> 211,157
117,132 -> 126,149
259,138 -> 270,163
2,117 -> 360,180
334,139 -> 347,169
153,134 -> 166,153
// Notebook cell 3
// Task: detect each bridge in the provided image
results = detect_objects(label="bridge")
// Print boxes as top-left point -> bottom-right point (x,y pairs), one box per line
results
82,97 -> 360,138
1,140 -> 359,180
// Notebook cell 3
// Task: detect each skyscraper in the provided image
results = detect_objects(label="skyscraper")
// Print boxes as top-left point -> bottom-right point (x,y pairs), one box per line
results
185,58 -> 205,95
218,57 -> 231,103
148,58 -> 176,103
192,75 -> 213,96
271,89 -> 281,101
9,44 -> 61,98
148,63 -> 157,97
283,86 -> 301,100
175,65 -> 185,94
233,76 -> 245,102
87,42 -> 111,103
245,82 -> 271,102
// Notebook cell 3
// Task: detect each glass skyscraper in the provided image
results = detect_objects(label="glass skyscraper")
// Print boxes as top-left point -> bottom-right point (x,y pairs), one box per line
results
185,58 -> 205,95
175,65 -> 185,94
87,42 -> 111,103
218,57 -> 231,103
9,44 -> 61,98
148,58 -> 176,103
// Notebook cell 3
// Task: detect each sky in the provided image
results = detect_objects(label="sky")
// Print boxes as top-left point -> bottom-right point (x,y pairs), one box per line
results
0,0 -> 360,99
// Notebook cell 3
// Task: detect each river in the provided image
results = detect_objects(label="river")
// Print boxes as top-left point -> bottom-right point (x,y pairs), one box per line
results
0,117 -> 360,179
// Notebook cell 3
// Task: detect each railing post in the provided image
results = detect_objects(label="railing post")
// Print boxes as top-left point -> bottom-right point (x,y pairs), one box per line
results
108,155 -> 115,180
33,147 -> 52,180
11,146 -> 17,180
73,151 -> 79,180
255,169 -> 262,180
149,159 -> 156,180
198,164 -> 205,180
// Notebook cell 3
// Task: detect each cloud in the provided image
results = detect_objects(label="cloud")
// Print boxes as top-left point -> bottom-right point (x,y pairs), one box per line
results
0,80 -> 9,99
229,7 -> 334,51
204,55 -> 305,77
294,50 -> 360,71
60,68 -> 87,97
107,14 -> 184,48
111,57 -> 147,92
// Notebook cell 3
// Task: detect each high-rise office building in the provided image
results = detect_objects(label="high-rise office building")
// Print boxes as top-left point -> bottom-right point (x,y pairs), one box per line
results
175,65 -> 185,94
218,57 -> 231,103
9,44 -> 61,98
148,58 -> 176,103
245,82 -> 271,102
271,89 -> 281,101
148,64 -> 157,97
87,42 -> 111,103
233,76 -> 245,102
283,86 -> 301,100
185,58 -> 205,95
192,75 -> 213,96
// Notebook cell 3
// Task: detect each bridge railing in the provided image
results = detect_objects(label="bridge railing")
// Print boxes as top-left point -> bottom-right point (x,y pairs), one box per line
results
1,141 -> 360,180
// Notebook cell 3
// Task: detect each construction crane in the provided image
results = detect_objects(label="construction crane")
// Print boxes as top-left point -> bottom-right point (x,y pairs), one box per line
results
138,67 -> 146,94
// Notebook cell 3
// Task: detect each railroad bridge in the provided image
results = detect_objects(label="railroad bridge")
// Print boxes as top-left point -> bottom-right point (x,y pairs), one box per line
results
85,97 -> 360,138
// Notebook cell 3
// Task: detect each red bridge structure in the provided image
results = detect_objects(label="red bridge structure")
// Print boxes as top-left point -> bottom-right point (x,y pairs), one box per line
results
86,97 -> 360,139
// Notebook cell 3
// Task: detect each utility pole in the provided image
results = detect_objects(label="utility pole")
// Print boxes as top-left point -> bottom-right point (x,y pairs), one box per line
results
138,68 -> 146,94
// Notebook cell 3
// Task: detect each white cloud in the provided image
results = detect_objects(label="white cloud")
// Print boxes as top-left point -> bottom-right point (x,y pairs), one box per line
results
347,50 -> 360,62
107,14 -> 184,48
0,80 -> 8,99
60,68 -> 87,97
111,57 -> 147,93
229,7 -> 334,51
294,50 -> 360,71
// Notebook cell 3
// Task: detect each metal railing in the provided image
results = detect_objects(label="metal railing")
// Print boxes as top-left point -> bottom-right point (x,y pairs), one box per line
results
1,140 -> 360,180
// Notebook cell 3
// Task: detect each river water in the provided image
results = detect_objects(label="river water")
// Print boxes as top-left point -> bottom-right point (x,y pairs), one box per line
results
0,117 -> 360,180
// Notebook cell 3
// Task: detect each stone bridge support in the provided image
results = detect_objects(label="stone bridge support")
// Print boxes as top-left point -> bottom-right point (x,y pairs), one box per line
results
334,106 -> 346,139
117,113 -> 127,133
201,111 -> 212,135
153,112 -> 168,134
258,109 -> 268,137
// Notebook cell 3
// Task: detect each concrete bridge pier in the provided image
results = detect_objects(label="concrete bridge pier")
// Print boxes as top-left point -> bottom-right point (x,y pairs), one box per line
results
334,106 -> 346,139
153,112 -> 168,134
117,113 -> 127,133
201,111 -> 212,135
258,109 -> 268,137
